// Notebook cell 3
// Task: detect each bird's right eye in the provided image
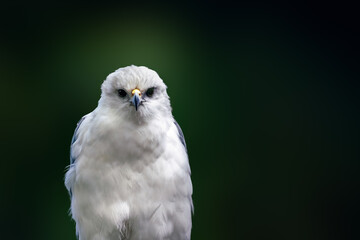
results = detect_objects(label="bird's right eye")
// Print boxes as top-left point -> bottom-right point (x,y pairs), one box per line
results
118,89 -> 127,98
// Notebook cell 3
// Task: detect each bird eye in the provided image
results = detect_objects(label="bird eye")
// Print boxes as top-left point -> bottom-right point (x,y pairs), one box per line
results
118,89 -> 127,98
146,87 -> 155,97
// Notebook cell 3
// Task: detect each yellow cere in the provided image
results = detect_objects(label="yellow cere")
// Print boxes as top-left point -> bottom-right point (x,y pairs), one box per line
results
131,88 -> 141,96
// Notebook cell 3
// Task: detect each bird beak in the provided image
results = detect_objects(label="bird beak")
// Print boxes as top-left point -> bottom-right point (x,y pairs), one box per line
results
131,88 -> 142,111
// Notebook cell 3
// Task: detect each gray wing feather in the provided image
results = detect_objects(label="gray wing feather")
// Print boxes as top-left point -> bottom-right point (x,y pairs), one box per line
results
174,120 -> 187,152
68,116 -> 86,198
70,116 -> 86,165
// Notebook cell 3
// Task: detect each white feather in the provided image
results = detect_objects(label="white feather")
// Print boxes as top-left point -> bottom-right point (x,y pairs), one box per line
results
65,66 -> 193,240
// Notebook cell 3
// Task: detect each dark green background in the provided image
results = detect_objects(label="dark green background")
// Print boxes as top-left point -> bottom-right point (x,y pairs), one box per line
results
1,1 -> 359,239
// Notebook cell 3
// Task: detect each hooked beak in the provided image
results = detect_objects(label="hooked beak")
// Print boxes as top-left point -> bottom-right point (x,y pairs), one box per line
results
130,88 -> 142,111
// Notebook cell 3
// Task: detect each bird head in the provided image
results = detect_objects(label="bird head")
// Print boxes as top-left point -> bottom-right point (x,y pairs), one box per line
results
99,66 -> 172,123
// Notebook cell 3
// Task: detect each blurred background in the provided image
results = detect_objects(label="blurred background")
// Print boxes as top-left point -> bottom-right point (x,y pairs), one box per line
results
1,1 -> 359,239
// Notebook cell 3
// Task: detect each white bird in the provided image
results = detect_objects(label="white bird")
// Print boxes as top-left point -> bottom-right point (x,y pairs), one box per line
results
64,66 -> 193,240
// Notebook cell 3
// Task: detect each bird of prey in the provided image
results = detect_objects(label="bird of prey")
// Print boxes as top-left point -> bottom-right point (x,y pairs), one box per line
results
64,66 -> 193,240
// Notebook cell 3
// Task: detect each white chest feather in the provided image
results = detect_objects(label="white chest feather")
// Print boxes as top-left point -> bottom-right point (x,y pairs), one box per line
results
65,112 -> 192,240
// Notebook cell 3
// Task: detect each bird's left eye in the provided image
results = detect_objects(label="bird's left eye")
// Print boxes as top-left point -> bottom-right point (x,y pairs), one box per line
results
118,89 -> 127,98
146,87 -> 155,97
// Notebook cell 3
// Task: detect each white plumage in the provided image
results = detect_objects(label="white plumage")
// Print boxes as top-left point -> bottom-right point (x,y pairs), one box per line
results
65,66 -> 193,240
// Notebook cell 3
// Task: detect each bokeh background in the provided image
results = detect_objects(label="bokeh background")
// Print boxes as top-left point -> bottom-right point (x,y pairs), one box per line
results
1,1 -> 359,239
